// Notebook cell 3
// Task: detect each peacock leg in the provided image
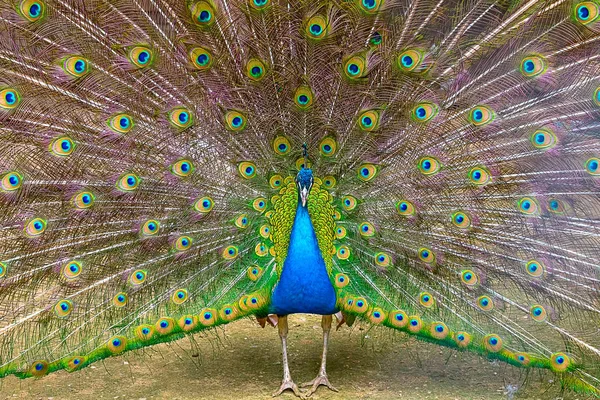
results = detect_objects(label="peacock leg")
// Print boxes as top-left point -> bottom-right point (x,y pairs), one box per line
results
301,314 -> 339,396
273,315 -> 303,397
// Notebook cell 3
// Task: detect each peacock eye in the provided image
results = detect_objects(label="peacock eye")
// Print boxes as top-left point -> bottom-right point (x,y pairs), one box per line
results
174,235 -> 192,251
172,289 -> 189,304
255,242 -> 268,257
353,297 -> 368,312
389,310 -> 408,328
0,88 -> 20,109
116,173 -> 140,191
477,295 -> 494,311
269,174 -> 283,189
547,198 -> 566,214
341,195 -> 357,211
430,322 -> 448,339
73,191 -> 95,209
451,211 -> 471,229
344,55 -> 367,79
156,318 -> 175,335
530,304 -> 547,322
247,265 -> 264,281
135,325 -> 154,341
306,15 -> 328,39
67,356 -> 87,371
49,136 -> 75,156
54,299 -> 73,318
407,316 -> 422,332
518,196 -> 539,215
108,113 -> 134,134
246,58 -> 266,81
358,110 -> 380,131
25,217 -> 47,237
320,137 -> 337,157
130,270 -> 147,285
294,86 -> 314,108
468,105 -> 495,126
530,128 -> 557,150
108,336 -> 127,354
417,156 -> 441,175
235,214 -> 249,229
370,31 -> 382,46
252,197 -> 267,212
128,46 -> 154,68
484,334 -> 503,352
525,259 -> 545,277
585,157 -> 600,176
190,47 -> 212,70
550,353 -> 570,372
140,219 -> 160,236
322,175 -> 336,189
357,164 -> 378,182
468,165 -> 492,185
169,107 -> 193,128
418,247 -> 435,264
520,55 -> 547,77
63,56 -> 90,77
272,136 -> 290,156
250,0 -> 270,9
238,162 -> 257,179
359,221 -> 375,237
574,1 -> 599,25
358,0 -> 382,13
419,292 -> 434,307
397,49 -> 424,72
516,353 -> 530,366
335,225 -> 347,239
171,159 -> 194,177
1,171 -> 23,191
30,360 -> 49,377
411,102 -> 438,123
20,0 -> 46,22
460,269 -> 478,286
396,200 -> 416,216
113,292 -> 128,307
255,222 -> 268,237
225,110 -> 247,131
194,196 -> 214,213
336,245 -> 350,260
199,309 -> 216,326
222,245 -> 239,260
455,332 -> 471,348
190,1 -> 215,26
63,261 -> 82,279
374,252 -> 391,268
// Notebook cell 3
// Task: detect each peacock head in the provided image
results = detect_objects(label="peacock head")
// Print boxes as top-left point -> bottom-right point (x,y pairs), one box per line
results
296,168 -> 313,207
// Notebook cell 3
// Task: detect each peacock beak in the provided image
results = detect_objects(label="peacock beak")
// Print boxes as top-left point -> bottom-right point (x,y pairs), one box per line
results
300,187 -> 309,207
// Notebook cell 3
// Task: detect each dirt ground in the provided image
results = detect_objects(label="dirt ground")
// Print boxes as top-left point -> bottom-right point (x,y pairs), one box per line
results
0,314 -> 593,400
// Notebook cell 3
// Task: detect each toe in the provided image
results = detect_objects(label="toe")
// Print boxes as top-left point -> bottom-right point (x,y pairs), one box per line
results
300,375 -> 338,397
272,380 -> 303,398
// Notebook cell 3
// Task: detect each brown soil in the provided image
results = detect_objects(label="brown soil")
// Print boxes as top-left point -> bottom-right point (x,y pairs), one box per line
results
0,315 -> 592,400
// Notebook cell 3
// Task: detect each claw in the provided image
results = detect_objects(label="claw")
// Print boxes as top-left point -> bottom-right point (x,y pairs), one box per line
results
300,374 -> 338,397
273,378 -> 303,397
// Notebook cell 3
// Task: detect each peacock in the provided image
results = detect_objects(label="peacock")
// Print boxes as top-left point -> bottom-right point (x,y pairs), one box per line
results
0,0 -> 599,397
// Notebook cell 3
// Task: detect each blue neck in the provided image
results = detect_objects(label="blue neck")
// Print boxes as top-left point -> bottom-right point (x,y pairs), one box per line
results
269,201 -> 337,315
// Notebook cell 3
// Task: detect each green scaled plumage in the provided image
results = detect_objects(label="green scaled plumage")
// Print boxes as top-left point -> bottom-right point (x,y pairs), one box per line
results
1,0 -> 600,397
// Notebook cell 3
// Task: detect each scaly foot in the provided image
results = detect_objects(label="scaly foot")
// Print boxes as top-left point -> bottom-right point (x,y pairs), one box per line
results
273,378 -> 303,397
301,374 -> 338,397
